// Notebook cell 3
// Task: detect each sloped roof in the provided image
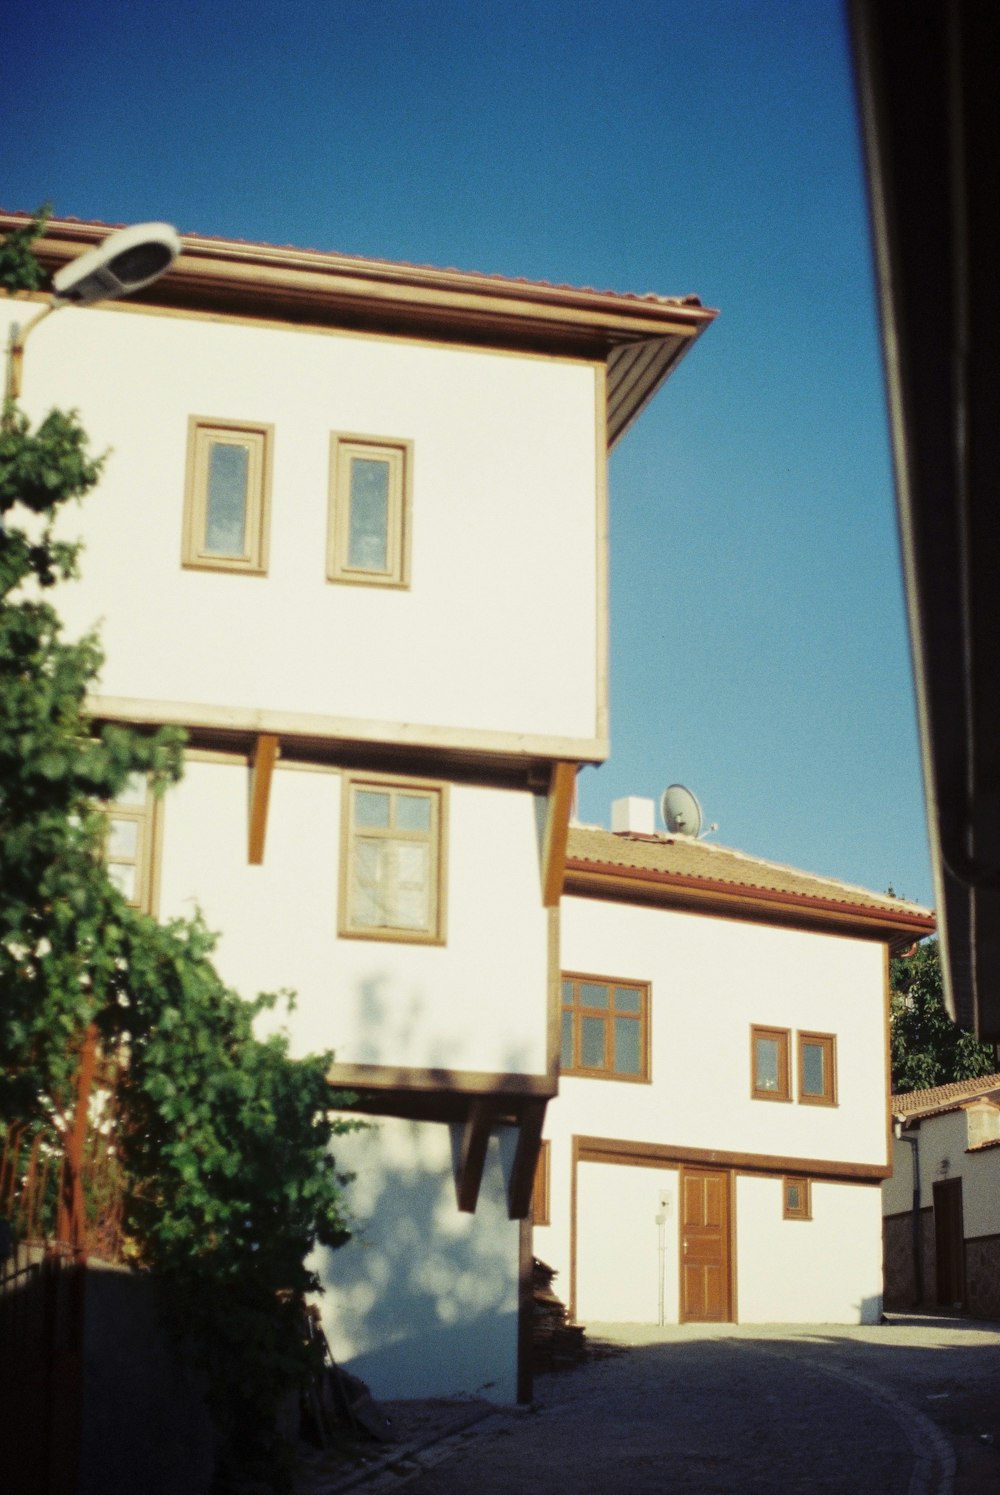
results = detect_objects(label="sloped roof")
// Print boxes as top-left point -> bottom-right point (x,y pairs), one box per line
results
891,1073 -> 1000,1120
564,825 -> 935,944
0,212 -> 718,450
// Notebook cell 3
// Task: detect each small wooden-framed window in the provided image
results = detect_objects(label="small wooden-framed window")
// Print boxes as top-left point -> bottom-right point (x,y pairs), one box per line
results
339,774 -> 446,943
783,1177 -> 811,1220
101,774 -> 162,915
182,417 -> 272,574
560,974 -> 650,1081
531,1141 -> 551,1226
751,1025 -> 791,1101
327,433 -> 412,588
798,1031 -> 837,1106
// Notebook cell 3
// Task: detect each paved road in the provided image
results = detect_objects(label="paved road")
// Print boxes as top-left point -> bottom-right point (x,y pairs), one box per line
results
340,1316 -> 1000,1495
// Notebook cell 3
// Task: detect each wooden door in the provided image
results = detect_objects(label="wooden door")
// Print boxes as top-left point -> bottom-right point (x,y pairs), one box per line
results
933,1177 -> 965,1307
681,1168 -> 733,1322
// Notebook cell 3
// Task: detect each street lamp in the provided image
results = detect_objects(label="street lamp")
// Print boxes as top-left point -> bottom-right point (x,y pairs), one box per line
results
4,221 -> 182,402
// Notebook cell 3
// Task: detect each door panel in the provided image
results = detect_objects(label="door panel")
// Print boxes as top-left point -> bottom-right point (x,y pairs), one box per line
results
681,1169 -> 732,1322
933,1177 -> 965,1307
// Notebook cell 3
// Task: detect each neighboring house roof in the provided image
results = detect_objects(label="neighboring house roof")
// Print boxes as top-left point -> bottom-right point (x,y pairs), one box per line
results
564,825 -> 935,946
0,211 -> 718,451
891,1073 -> 1000,1121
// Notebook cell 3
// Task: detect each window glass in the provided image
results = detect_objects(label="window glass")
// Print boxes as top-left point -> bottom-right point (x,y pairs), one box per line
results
348,457 -> 390,571
580,1016 -> 606,1069
394,843 -> 430,929
755,1038 -> 781,1092
397,794 -> 432,832
204,442 -> 249,555
106,818 -> 139,858
107,862 -> 137,900
614,1015 -> 642,1075
355,790 -> 391,829
561,1010 -> 574,1068
579,982 -> 610,1009
614,985 -> 642,1013
801,1042 -> 826,1096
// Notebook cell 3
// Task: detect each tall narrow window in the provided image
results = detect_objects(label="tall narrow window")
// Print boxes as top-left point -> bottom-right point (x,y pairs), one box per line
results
798,1032 -> 837,1106
751,1025 -> 791,1101
183,417 -> 272,573
328,434 -> 412,587
101,774 -> 161,915
339,775 -> 445,943
561,975 -> 650,1081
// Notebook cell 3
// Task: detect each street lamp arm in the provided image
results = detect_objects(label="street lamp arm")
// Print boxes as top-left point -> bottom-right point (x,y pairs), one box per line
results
5,301 -> 60,403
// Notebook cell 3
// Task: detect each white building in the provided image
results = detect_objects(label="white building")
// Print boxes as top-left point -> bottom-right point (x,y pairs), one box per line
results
535,802 -> 933,1329
884,1074 -> 1000,1320
1,213 -> 716,1402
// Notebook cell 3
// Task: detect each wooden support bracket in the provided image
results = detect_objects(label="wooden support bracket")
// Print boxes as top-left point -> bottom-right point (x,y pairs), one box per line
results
507,1098 -> 547,1220
455,1098 -> 495,1214
248,733 -> 279,865
542,761 -> 577,907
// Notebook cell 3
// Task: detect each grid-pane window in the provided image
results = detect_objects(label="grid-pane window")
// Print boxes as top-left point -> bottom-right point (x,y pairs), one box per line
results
102,774 -> 159,914
561,975 -> 650,1081
798,1032 -> 837,1106
751,1026 -> 791,1101
328,435 -> 412,587
182,418 -> 272,573
340,777 -> 444,943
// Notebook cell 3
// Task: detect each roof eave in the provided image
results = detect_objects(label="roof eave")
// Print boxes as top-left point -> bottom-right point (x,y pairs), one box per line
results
0,214 -> 718,450
564,856 -> 936,946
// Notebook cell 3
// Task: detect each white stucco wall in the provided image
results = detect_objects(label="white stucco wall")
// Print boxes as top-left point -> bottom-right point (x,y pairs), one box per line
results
157,759 -> 550,1076
736,1176 -> 883,1323
313,1116 -> 521,1401
3,301 -> 601,747
572,1161 -> 680,1324
556,896 -> 888,1165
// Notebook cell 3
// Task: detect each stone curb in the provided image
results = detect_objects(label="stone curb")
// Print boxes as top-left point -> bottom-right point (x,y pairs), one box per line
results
299,1401 -> 501,1494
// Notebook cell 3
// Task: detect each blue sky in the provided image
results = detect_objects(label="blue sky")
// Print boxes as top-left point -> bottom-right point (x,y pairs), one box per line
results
3,0 -> 933,906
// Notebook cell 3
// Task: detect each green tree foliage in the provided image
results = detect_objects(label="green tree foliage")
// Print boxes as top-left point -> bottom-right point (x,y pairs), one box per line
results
890,937 -> 997,1094
1,216 -> 357,1492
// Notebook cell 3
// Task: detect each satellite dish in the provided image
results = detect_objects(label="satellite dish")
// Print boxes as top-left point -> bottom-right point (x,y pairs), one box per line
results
660,784 -> 703,838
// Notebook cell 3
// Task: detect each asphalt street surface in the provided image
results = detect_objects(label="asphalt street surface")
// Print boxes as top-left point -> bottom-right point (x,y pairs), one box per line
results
325,1316 -> 1000,1495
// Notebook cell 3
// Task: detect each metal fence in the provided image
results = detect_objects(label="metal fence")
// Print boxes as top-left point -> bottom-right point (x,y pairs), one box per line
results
0,1027 -> 126,1495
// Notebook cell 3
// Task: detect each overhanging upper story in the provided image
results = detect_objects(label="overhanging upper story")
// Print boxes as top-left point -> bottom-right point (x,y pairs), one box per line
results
1,213 -> 716,778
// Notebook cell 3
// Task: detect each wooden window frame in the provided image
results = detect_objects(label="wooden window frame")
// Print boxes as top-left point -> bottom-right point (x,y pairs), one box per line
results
750,1025 -> 792,1102
101,776 -> 163,915
182,416 -> 273,575
560,973 -> 651,1083
338,772 -> 447,945
798,1031 -> 838,1107
327,432 -> 413,588
531,1140 -> 551,1226
783,1176 -> 811,1220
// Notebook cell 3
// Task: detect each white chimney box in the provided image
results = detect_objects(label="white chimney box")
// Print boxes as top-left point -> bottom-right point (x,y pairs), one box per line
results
611,797 -> 656,835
